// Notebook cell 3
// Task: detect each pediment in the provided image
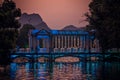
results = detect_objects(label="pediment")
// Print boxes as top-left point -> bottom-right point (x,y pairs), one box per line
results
37,29 -> 50,35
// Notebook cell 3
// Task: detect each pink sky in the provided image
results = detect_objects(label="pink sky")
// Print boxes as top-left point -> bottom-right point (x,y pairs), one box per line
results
14,0 -> 91,29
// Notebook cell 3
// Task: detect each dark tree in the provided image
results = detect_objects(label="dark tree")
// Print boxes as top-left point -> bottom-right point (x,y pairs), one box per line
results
17,24 -> 35,48
86,0 -> 120,52
0,0 -> 21,65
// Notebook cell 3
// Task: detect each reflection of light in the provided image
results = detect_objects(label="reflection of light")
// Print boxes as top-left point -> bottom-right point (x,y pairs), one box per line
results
36,63 -> 50,80
15,65 -> 31,80
55,56 -> 79,63
86,62 -> 99,76
11,62 -> 98,80
25,63 -> 30,70
11,63 -> 47,80
53,64 -> 83,80
10,63 -> 17,79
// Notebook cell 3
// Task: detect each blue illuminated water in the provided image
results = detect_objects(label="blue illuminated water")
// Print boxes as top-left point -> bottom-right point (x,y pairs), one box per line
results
9,61 -> 120,80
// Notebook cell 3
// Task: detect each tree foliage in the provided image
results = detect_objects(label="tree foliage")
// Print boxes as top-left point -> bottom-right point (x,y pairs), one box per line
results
86,0 -> 120,52
17,24 -> 35,48
0,0 -> 21,64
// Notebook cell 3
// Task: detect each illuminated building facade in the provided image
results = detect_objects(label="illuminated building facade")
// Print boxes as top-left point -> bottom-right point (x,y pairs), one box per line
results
29,28 -> 100,53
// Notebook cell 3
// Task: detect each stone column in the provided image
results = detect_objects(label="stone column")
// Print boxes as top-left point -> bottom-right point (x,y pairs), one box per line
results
32,36 -> 34,50
43,38 -> 45,48
84,36 -> 86,51
86,35 -> 89,51
55,36 -> 57,48
58,36 -> 60,48
44,38 -> 47,48
71,36 -> 73,48
29,34 -> 32,52
83,36 -> 85,50
28,34 -> 30,49
63,36 -> 64,48
80,36 -> 82,48
82,36 -> 84,49
61,36 -> 63,48
52,36 -> 54,48
74,36 -> 75,48
79,36 -> 81,48
68,36 -> 69,48
89,36 -> 91,52
37,39 -> 39,47
70,36 -> 71,48
46,38 -> 48,52
97,40 -> 100,52
77,36 -> 79,48
35,37 -> 37,52
57,36 -> 58,48
72,36 -> 74,48
75,36 -> 77,47
32,36 -> 35,51
90,38 -> 92,51
65,36 -> 66,48
56,36 -> 60,48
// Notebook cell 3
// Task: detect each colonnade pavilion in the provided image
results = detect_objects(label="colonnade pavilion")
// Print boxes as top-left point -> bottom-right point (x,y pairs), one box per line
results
28,27 -> 100,53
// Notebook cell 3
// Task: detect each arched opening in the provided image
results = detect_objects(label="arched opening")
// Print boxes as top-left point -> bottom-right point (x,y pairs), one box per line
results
37,57 -> 49,62
86,56 -> 99,61
13,57 -> 29,63
37,35 -> 50,53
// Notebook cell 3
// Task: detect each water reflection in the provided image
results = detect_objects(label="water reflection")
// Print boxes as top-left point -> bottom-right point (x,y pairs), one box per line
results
9,61 -> 120,80
53,63 -> 83,80
11,63 -> 50,80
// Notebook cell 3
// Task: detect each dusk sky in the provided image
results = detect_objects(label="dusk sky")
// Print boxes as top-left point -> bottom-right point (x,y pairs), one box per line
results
14,0 -> 91,29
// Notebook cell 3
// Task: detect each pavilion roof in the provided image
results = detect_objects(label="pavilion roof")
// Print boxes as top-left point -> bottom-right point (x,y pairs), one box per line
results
31,29 -> 88,35
51,30 -> 88,35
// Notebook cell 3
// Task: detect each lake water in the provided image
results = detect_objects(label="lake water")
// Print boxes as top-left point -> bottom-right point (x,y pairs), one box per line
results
8,61 -> 120,80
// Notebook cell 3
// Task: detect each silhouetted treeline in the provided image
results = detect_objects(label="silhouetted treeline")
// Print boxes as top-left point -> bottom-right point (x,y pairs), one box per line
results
0,0 -> 21,65
86,0 -> 120,52
17,24 -> 35,48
